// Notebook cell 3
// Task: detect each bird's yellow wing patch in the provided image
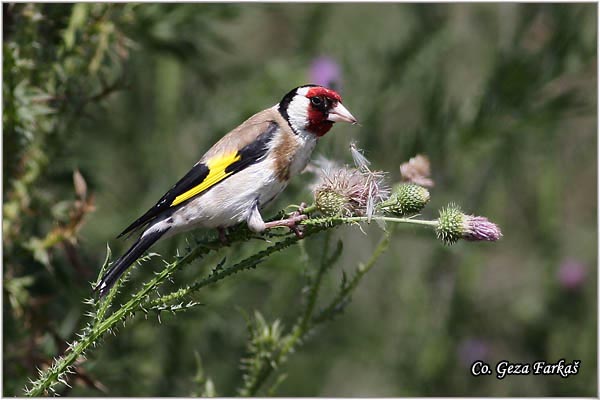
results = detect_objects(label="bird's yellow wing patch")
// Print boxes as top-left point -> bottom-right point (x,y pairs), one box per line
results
171,153 -> 241,206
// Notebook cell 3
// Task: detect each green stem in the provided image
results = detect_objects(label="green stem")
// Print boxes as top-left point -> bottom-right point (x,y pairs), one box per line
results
302,215 -> 438,228
148,226 -> 326,308
25,232 -> 248,396
25,210 -> 422,396
242,229 -> 392,396
240,233 -> 333,397
298,232 -> 331,332
313,226 -> 393,324
301,204 -> 318,214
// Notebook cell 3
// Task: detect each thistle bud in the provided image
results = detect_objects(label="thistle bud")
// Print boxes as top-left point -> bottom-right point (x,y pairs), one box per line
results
315,188 -> 350,217
378,183 -> 430,216
436,204 -> 502,245
436,204 -> 464,245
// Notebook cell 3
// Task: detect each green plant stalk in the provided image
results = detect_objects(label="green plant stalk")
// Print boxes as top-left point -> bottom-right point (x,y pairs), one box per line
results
313,226 -> 394,324
25,211 -> 431,396
25,235 -> 232,396
301,204 -> 318,214
242,229 -> 393,396
302,215 -> 438,228
92,245 -> 126,327
238,232 -> 335,397
298,232 -> 332,332
25,224 -> 322,395
147,225 -> 328,309
159,204 -> 431,312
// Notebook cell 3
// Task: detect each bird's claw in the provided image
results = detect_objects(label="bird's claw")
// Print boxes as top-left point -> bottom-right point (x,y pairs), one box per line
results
264,206 -> 308,238
297,202 -> 308,214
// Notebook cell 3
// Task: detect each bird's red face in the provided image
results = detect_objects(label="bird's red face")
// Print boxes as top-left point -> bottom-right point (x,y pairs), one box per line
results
305,87 -> 350,136
279,84 -> 358,137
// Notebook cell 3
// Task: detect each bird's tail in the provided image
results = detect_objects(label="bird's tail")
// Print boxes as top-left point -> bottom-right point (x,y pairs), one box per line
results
95,229 -> 167,297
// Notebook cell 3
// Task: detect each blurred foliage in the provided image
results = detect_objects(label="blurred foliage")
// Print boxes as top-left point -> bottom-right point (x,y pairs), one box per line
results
3,3 -> 597,396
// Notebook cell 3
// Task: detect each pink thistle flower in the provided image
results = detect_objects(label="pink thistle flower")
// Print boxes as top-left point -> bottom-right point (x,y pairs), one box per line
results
462,215 -> 503,242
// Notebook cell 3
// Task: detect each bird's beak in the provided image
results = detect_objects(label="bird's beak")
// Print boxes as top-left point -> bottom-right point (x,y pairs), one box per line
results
327,102 -> 358,124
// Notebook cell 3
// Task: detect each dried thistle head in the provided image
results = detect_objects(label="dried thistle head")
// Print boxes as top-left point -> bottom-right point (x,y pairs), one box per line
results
314,167 -> 389,218
436,204 -> 502,245
348,141 -> 391,220
400,154 -> 434,188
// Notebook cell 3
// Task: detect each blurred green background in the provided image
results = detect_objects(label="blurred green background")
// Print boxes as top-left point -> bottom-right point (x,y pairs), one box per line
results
3,3 -> 597,396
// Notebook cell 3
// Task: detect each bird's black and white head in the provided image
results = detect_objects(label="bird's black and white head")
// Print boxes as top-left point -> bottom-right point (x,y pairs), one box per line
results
278,84 -> 357,137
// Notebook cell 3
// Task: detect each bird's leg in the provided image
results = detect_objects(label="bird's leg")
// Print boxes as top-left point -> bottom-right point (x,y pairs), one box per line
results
264,215 -> 307,238
264,203 -> 309,238
297,202 -> 307,214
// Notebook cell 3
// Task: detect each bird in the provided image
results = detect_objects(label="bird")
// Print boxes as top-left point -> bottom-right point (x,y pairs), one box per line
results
95,84 -> 358,297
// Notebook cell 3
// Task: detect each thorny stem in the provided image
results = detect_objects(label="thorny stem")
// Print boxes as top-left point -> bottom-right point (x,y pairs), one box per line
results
147,209 -> 440,309
26,245 -> 211,396
299,232 -> 332,332
239,233 -> 335,397
242,229 -> 392,396
313,226 -> 393,324
25,232 -> 240,396
25,207 -> 433,396
147,226 -> 327,309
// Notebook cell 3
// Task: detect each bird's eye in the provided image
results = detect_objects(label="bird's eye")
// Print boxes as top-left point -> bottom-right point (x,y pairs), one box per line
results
311,97 -> 323,106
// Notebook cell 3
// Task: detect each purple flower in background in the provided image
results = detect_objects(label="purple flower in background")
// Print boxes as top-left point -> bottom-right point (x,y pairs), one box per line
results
309,56 -> 342,90
557,258 -> 586,291
457,338 -> 490,367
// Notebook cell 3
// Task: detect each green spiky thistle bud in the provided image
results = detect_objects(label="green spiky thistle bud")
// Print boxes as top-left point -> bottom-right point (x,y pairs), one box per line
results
436,203 -> 464,245
315,189 -> 350,217
436,203 -> 503,245
378,183 -> 430,216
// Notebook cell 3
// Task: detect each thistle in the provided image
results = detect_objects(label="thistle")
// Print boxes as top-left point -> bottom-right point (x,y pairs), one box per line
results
378,183 -> 430,216
436,204 -> 502,245
314,188 -> 350,217
23,140 -> 504,396
313,167 -> 389,218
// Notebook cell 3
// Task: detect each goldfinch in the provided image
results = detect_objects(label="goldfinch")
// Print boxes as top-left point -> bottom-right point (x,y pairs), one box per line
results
96,84 -> 357,296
